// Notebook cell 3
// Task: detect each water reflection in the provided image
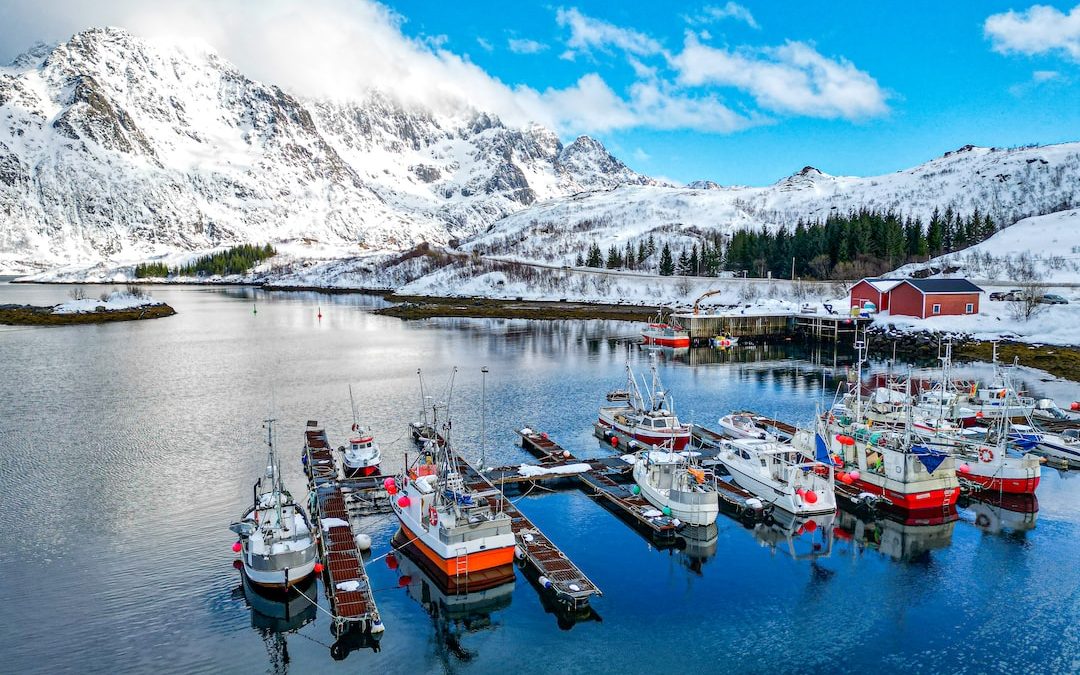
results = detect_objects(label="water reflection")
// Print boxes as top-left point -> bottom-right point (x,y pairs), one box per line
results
394,545 -> 514,663
962,493 -> 1039,534
752,511 -> 835,560
233,575 -> 318,673
833,509 -> 957,562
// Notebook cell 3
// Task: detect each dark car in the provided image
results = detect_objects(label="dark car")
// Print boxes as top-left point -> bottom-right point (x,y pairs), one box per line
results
1040,293 -> 1069,305
990,289 -> 1022,301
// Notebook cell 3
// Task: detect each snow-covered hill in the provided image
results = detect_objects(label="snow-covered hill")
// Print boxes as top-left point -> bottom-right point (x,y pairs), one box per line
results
0,27 -> 652,273
893,208 -> 1080,284
468,145 -> 1080,265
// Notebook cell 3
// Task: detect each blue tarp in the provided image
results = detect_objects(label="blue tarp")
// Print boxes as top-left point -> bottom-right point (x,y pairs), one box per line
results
912,445 -> 947,474
815,433 -> 837,466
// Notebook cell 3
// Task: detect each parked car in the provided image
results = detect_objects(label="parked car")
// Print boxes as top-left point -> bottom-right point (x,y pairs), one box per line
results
990,289 -> 1022,301
1040,293 -> 1069,305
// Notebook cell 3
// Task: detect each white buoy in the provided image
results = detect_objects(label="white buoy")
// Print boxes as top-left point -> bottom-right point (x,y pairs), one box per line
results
354,533 -> 372,551
538,575 -> 553,589
672,518 -> 683,528
569,583 -> 581,592
515,545 -> 525,560
370,618 -> 385,634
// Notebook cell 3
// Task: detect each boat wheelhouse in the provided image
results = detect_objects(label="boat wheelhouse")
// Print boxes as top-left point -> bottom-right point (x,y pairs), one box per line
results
598,361 -> 691,450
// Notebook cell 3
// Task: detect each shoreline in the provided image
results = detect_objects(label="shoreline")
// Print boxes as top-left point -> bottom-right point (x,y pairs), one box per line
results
0,303 -> 177,326
376,294 -> 663,322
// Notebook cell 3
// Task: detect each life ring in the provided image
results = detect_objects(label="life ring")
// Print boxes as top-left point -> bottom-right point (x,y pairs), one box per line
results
428,506 -> 438,527
979,447 -> 994,463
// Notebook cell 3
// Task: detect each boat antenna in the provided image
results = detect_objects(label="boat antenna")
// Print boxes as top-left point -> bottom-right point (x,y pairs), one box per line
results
480,365 -> 489,472
348,384 -> 358,431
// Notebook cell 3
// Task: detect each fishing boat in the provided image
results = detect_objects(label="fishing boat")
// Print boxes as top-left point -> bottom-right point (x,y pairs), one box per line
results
717,438 -> 836,515
796,339 -> 960,515
642,316 -> 690,348
229,419 -> 319,590
341,386 -> 381,477
409,370 -> 445,446
718,413 -> 778,441
1034,428 -> 1080,466
598,360 -> 691,450
390,377 -> 516,584
629,448 -> 719,526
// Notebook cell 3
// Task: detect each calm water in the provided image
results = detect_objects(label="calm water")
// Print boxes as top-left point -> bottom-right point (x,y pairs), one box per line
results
1,282 -> 1079,674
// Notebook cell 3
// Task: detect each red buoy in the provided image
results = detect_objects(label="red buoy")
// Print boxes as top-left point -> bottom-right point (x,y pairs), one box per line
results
610,435 -> 619,447
1071,402 -> 1080,411
386,554 -> 398,570
835,434 -> 855,446
804,490 -> 819,504
804,519 -> 818,533
314,562 -> 324,574
232,541 -> 242,553
232,560 -> 243,570
398,575 -> 412,587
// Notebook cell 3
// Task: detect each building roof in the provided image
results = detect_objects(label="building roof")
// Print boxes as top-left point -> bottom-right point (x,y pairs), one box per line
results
860,278 -> 904,293
901,278 -> 984,294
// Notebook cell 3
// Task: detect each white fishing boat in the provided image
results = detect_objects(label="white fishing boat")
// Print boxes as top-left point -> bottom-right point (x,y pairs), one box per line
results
340,385 -> 382,477
718,413 -> 778,441
598,360 -> 691,450
1035,428 -> 1080,466
230,419 -> 319,590
717,438 -> 836,515
630,449 -> 718,526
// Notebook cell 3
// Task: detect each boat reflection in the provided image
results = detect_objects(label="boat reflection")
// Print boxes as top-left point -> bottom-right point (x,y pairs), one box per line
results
751,510 -> 835,560
234,574 -> 318,672
395,545 -> 515,662
962,493 -> 1039,534
832,509 -> 957,562
676,523 -> 719,574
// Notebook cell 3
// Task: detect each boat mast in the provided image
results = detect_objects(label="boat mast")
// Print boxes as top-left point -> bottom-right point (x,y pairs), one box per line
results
417,369 -> 429,428
348,384 -> 358,432
264,417 -> 284,528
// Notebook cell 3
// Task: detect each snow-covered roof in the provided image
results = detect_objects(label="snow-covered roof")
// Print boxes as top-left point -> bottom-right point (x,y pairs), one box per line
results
863,278 -> 905,293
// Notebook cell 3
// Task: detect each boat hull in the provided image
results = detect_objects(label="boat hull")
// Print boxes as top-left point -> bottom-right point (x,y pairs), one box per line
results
632,461 -> 718,526
344,464 -> 380,478
243,557 -> 318,590
643,333 -> 690,348
392,529 -> 516,592
598,418 -> 690,451
959,471 -> 1040,494
853,477 -> 958,515
721,462 -> 836,516
397,522 -> 515,577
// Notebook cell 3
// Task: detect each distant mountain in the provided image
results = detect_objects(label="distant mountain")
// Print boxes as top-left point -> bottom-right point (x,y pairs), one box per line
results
0,27 -> 653,272
467,143 -> 1080,265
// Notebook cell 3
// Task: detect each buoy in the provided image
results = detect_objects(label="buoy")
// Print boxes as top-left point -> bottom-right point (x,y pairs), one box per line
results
355,533 -> 372,551
252,303 -> 257,315
662,506 -> 672,516
976,411 -> 984,418
383,478 -> 398,495
804,490 -> 819,504
630,484 -> 641,495
958,463 -> 971,474
836,434 -> 855,446
232,559 -> 243,570
386,554 -> 398,570
398,575 -> 412,587
317,306 -> 322,319
397,496 -> 411,508
539,575 -> 553,589
795,488 -> 806,497
804,519 -> 818,533
849,470 -> 861,481
515,545 -> 525,560
672,518 -> 682,528
314,562 -> 324,574
562,450 -> 571,459
840,473 -> 854,485
1071,402 -> 1080,411
540,432 -> 549,439
610,435 -> 619,447
232,541 -> 242,553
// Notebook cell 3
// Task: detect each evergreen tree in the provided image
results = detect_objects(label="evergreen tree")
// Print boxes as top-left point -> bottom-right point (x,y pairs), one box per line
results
676,250 -> 690,275
659,243 -> 675,276
606,245 -> 622,269
688,244 -> 699,276
624,241 -> 636,270
926,208 -> 944,257
646,234 -> 657,259
585,242 -> 603,268
574,251 -> 584,267
637,240 -> 647,265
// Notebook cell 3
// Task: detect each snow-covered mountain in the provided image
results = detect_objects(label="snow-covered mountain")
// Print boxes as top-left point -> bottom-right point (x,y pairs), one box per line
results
468,143 -> 1080,265
0,27 -> 652,272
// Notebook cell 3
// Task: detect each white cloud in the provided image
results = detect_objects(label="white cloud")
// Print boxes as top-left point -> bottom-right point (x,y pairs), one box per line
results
476,36 -> 494,52
687,3 -> 760,29
1008,68 -> 1066,96
507,37 -> 548,54
632,147 -> 650,161
985,4 -> 1080,60
672,35 -> 888,119
556,7 -> 665,56
1033,69 -> 1061,81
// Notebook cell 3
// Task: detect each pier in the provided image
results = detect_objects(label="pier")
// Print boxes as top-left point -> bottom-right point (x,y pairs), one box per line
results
301,422 -> 384,635
670,309 -> 871,346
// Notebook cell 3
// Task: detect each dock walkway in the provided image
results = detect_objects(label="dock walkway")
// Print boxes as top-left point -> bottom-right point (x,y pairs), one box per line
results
302,422 -> 383,635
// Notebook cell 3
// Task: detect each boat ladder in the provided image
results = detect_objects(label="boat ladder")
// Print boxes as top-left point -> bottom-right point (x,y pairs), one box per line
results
454,547 -> 469,593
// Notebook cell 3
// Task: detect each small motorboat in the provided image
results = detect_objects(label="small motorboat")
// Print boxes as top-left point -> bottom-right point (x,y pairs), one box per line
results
718,413 -> 777,441
230,419 -> 319,590
642,317 -> 690,348
1035,428 -> 1080,466
1031,398 -> 1080,423
718,438 -> 836,515
598,360 -> 691,450
630,449 -> 719,526
341,386 -> 381,477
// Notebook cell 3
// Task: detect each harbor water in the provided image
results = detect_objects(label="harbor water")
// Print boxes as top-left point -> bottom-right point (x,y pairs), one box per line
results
1,281 -> 1078,674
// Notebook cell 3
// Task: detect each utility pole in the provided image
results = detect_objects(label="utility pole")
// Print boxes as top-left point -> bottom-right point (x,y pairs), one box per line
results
791,256 -> 796,280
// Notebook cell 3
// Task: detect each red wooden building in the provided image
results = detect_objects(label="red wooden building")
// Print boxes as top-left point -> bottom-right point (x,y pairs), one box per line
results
850,278 -> 983,319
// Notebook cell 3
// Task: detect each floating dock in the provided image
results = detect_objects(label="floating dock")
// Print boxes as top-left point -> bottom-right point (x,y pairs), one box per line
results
302,421 -> 384,635
449,450 -> 602,612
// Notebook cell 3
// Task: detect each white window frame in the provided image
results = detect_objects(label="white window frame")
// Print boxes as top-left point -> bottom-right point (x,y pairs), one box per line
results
965,303 -> 974,314
932,303 -> 941,315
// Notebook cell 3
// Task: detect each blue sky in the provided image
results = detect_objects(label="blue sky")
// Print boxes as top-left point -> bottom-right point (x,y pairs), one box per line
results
376,1 -> 1080,184
3,0 -> 1079,185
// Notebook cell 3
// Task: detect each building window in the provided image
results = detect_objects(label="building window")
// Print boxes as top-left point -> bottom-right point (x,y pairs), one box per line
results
932,304 -> 941,315
965,303 -> 974,314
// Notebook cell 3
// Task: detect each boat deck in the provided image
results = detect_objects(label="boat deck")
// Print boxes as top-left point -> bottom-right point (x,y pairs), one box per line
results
302,421 -> 383,634
451,451 -> 602,612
